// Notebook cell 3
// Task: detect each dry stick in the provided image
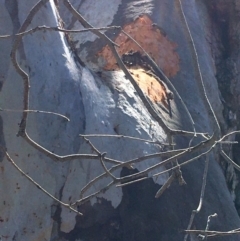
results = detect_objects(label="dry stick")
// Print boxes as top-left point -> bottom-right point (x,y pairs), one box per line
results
79,130 -> 239,203
185,228 -> 240,238
184,154 -> 210,241
155,173 -> 175,198
10,1 -> 60,157
83,137 -> 120,180
169,133 -> 186,186
198,213 -> 218,240
216,130 -> 240,171
205,213 -> 218,232
177,0 -> 221,239
0,146 -> 82,216
119,145 -> 213,188
80,134 -> 172,146
73,180 -> 115,206
82,128 -> 236,202
63,0 -> 118,47
0,25 -> 121,39
80,136 -> 215,201
73,130 -> 240,203
220,150 -> 240,172
78,141 -> 215,205
121,30 -> 196,138
79,148 -> 212,205
11,0 -> 50,134
67,0 -> 86,29
99,153 -> 118,181
0,108 -> 70,121
117,135 -> 214,184
155,133 -> 186,199
24,131 -> 123,164
177,0 -> 220,138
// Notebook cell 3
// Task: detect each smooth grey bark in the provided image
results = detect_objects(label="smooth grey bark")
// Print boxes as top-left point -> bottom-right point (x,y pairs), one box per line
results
0,0 -> 240,241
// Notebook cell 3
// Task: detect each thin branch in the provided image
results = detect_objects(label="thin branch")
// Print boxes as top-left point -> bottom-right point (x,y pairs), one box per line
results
80,135 -> 215,197
11,0 -> 50,134
73,180 -> 115,206
99,152 -> 118,181
198,213 -> 218,240
168,134 -> 186,186
82,136 -> 121,180
177,0 -> 220,138
76,132 -> 237,204
81,140 -> 214,197
0,108 -> 70,121
63,0 -> 118,47
23,132 -> 123,164
155,173 -> 175,198
0,25 -> 121,39
80,134 -> 173,146
0,146 -> 82,216
185,228 -> 240,238
117,148 -> 211,188
220,150 -> 240,172
184,154 -> 210,241
218,131 -> 240,171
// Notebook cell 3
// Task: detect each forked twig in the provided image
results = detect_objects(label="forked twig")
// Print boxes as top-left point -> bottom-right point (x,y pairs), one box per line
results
82,137 -> 120,180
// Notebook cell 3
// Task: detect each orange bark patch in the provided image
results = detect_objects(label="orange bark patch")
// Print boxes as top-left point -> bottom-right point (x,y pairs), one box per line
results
129,68 -> 168,105
98,15 -> 180,78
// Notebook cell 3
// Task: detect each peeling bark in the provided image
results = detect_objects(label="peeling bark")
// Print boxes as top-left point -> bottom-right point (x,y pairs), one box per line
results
0,1 -> 240,241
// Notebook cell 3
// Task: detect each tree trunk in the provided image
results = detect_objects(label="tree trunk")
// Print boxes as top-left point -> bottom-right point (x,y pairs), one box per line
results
0,0 -> 240,241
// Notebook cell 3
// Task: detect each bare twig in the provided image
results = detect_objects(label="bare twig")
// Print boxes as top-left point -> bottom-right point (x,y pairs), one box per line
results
177,0 -> 220,138
0,108 -> 70,121
99,152 -> 118,181
0,146 -> 82,216
80,135 -> 214,197
184,154 -> 210,241
11,0 -> 50,133
0,25 -> 121,39
197,213 -> 218,240
185,227 -> 240,238
63,0 -> 119,47
82,136 -> 120,180
118,146 -> 213,187
168,134 -> 186,186
155,174 -> 175,198
80,135 -> 215,198
80,134 -> 172,146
